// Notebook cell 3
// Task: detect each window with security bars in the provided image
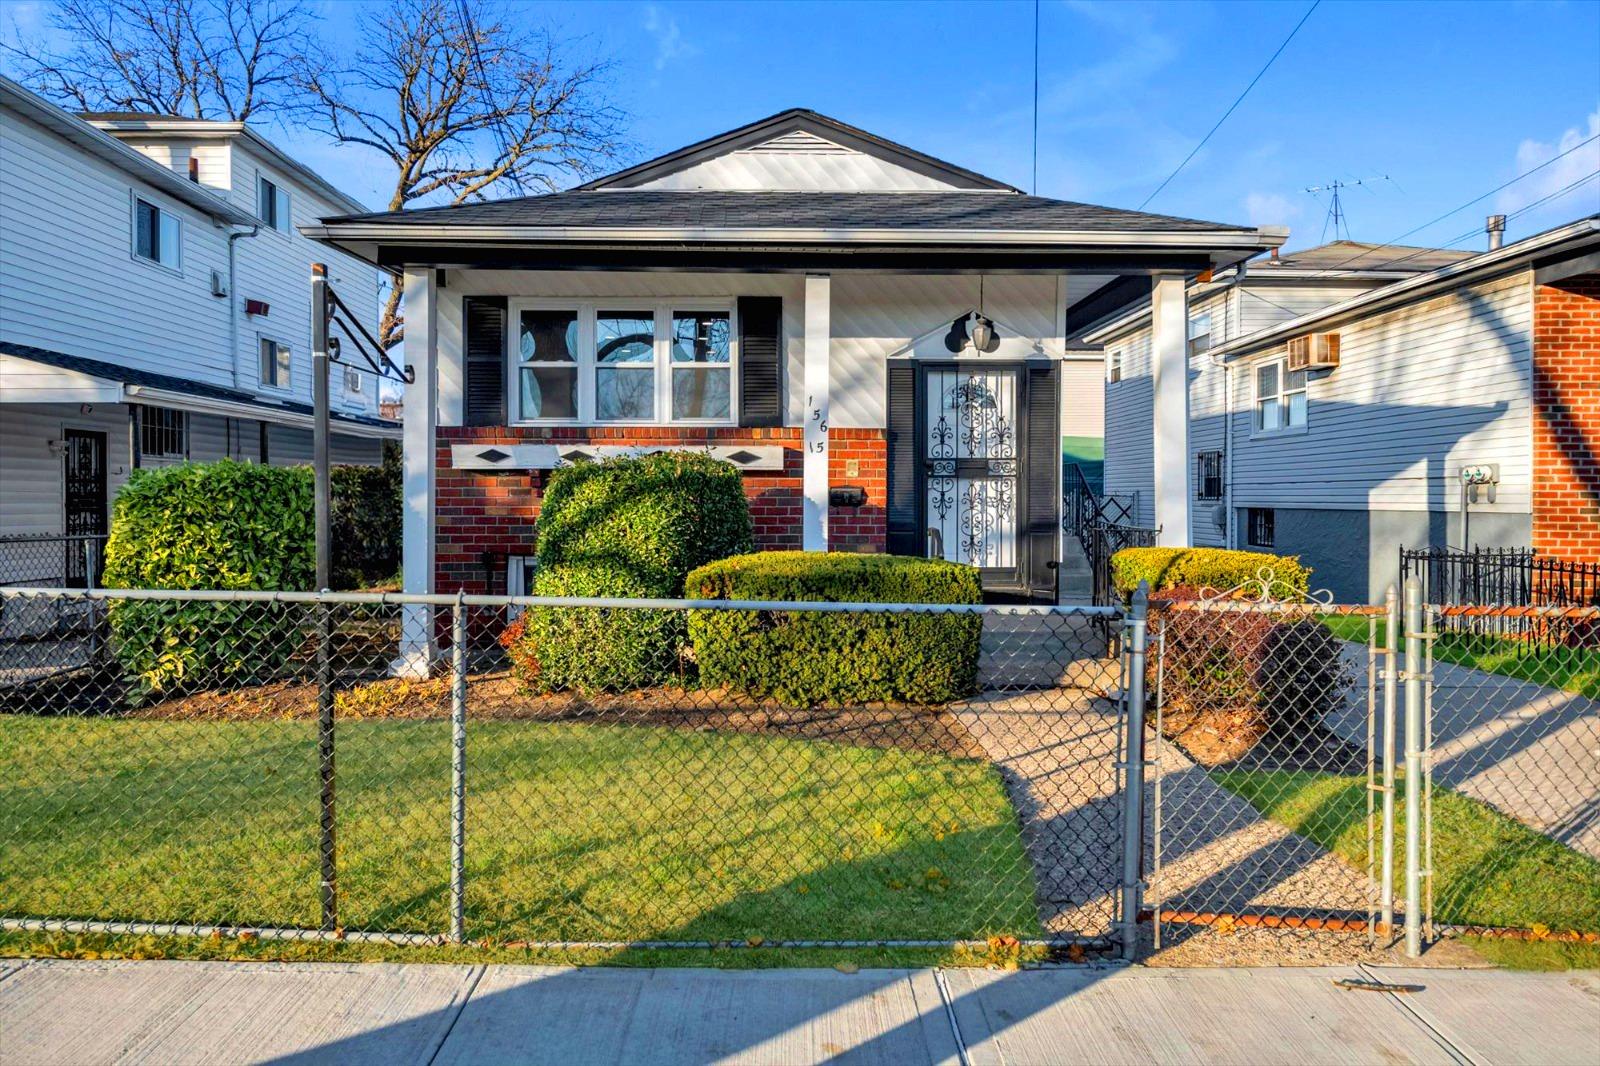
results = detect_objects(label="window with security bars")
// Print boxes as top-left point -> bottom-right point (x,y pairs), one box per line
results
1196,450 -> 1223,500
140,405 -> 186,460
1246,506 -> 1275,548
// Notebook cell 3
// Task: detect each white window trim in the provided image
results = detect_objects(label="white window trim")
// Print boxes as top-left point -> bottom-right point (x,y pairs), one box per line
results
257,171 -> 292,235
506,298 -> 739,427
1187,312 -> 1212,357
129,190 -> 182,274
1107,347 -> 1124,384
257,333 -> 294,395
1250,355 -> 1309,439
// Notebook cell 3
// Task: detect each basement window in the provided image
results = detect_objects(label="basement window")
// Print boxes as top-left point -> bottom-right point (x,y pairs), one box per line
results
1246,507 -> 1275,549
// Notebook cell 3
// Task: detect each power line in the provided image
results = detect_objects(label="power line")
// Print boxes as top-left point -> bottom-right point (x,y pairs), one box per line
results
1138,1 -> 1320,210
1303,133 -> 1600,277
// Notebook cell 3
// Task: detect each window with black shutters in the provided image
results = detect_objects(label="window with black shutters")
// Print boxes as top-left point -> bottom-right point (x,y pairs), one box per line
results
1197,450 -> 1224,500
1246,507 -> 1275,548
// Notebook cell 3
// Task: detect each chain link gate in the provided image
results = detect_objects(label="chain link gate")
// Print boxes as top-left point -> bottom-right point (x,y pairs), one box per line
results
1145,584 -> 1391,954
0,588 -> 1142,959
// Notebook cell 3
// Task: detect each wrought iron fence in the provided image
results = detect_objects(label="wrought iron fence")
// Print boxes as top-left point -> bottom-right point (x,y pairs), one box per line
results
1086,522 -> 1159,607
0,587 -> 1133,955
1400,545 -> 1600,646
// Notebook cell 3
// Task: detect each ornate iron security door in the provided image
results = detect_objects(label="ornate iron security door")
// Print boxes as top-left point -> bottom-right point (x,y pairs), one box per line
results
924,366 -> 1021,577
62,429 -> 106,587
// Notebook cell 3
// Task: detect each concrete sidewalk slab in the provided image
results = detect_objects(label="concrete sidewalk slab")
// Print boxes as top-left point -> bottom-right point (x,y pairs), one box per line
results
1369,967 -> 1600,1066
943,966 -> 1460,1065
433,966 -> 959,1066
0,959 -> 477,1065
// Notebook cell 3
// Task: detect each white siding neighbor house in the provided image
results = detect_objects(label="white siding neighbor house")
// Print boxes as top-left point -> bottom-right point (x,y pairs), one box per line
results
1089,216 -> 1600,601
0,75 -> 395,578
303,107 -> 1286,651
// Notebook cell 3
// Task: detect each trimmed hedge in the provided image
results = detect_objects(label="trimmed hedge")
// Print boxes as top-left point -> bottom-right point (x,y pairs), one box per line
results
1111,547 -> 1311,601
536,451 -> 753,590
685,551 -> 983,706
502,562 -> 688,694
503,452 -> 754,692
103,461 -> 315,702
330,443 -> 401,589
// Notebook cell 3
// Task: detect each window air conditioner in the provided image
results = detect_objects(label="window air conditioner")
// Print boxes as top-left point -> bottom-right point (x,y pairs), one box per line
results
1286,332 -> 1340,371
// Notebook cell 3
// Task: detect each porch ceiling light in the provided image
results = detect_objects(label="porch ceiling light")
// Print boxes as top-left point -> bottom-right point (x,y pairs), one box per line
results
969,313 -> 995,353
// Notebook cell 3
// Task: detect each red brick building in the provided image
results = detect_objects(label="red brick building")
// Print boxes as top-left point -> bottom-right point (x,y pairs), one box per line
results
1533,272 -> 1600,563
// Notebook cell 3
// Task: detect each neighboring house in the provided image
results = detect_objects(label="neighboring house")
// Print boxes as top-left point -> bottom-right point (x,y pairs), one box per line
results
0,75 -> 395,566
1090,215 -> 1600,601
305,107 -> 1284,629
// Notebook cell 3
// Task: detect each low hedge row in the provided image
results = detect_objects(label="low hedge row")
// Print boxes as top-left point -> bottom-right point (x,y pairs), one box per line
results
685,552 -> 983,706
1111,546 -> 1311,602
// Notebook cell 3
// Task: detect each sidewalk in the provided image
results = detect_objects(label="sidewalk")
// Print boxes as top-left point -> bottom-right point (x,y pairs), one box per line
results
3,959 -> 1597,1065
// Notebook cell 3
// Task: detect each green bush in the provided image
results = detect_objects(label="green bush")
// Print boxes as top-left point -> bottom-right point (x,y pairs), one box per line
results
1111,546 -> 1311,601
504,452 -> 754,692
535,451 -> 753,590
502,562 -> 688,694
685,552 -> 983,706
331,445 -> 401,589
102,461 -> 315,702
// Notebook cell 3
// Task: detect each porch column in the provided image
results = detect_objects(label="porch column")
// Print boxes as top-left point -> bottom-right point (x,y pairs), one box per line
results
1151,274 -> 1191,546
394,266 -> 437,677
803,274 -> 831,551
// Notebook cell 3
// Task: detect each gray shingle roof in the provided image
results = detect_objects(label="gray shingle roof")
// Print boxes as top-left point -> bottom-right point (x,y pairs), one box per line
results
1266,240 -> 1479,273
322,190 -> 1252,234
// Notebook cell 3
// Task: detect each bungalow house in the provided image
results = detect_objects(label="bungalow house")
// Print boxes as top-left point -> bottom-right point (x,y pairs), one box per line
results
1090,213 -> 1600,601
305,109 -> 1286,624
0,76 -> 394,582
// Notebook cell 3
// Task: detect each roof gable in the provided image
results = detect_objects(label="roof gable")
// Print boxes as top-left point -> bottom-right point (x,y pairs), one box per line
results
579,109 -> 1018,193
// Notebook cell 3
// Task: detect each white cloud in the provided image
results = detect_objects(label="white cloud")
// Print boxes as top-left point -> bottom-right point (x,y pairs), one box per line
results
1244,192 -> 1301,226
642,4 -> 696,72
1497,109 -> 1600,215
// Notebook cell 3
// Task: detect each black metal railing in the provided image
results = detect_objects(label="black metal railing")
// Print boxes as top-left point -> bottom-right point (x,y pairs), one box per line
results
1400,545 -> 1600,645
1087,522 -> 1160,606
1063,464 -> 1155,605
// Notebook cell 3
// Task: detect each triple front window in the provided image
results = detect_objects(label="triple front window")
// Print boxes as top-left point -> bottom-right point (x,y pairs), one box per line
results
511,302 -> 735,424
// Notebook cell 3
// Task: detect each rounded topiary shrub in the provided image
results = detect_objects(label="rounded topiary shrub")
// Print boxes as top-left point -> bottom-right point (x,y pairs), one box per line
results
685,551 -> 983,706
501,562 -> 688,694
536,451 -> 754,590
102,460 -> 315,702
1111,546 -> 1311,602
502,451 -> 754,693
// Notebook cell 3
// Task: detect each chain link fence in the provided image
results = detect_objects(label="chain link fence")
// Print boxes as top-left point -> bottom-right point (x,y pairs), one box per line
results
0,588 -> 1131,954
1418,602 -> 1600,945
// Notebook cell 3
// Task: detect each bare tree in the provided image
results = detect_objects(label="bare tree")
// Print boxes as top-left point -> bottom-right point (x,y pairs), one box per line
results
300,0 -> 625,345
4,0 -> 317,121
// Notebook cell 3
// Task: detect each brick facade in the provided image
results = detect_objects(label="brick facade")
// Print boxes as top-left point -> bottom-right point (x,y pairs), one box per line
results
1532,274 -> 1600,563
433,425 -> 887,593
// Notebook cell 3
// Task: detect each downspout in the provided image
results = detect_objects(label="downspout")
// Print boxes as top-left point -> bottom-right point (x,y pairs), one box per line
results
1218,261 -> 1249,549
226,222 -> 260,391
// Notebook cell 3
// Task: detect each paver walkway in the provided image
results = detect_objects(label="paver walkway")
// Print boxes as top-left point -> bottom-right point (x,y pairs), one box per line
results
1334,643 -> 1600,859
3,958 -> 1596,1064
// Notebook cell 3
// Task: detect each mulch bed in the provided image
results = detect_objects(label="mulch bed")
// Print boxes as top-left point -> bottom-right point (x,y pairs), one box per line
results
119,671 -> 988,758
1158,698 -> 1365,774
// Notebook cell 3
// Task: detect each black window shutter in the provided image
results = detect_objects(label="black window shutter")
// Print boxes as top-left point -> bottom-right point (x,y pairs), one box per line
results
1024,362 -> 1061,600
737,296 -> 782,427
464,296 -> 507,426
886,362 -> 921,557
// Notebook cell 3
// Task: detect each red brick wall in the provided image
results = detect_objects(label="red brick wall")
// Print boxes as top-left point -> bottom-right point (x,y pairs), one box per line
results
433,426 -> 887,593
1532,274 -> 1600,563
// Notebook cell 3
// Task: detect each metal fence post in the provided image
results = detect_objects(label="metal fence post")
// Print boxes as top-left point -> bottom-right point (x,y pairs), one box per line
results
317,597 -> 338,931
449,593 -> 468,944
1380,583 -> 1399,935
1403,576 -> 1424,957
1119,581 -> 1150,962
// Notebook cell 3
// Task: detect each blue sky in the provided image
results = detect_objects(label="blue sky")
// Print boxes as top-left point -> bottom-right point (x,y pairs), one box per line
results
6,0 -> 1598,252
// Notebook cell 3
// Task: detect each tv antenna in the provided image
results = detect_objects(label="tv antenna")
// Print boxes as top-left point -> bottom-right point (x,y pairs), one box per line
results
1305,176 -> 1395,243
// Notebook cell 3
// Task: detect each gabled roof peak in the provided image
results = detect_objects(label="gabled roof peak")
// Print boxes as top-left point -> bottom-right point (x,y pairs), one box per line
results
578,108 -> 1021,193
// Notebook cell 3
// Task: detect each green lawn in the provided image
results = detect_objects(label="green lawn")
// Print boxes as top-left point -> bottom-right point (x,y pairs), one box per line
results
0,716 -> 1041,955
1213,768 -> 1600,968
1322,616 -> 1600,697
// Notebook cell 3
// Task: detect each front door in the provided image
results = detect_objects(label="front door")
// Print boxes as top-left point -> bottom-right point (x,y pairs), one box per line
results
923,365 -> 1022,585
62,429 -> 107,587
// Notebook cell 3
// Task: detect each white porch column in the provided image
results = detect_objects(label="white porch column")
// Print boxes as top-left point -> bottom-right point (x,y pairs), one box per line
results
1150,274 -> 1192,546
395,267 -> 438,676
802,274 -> 831,551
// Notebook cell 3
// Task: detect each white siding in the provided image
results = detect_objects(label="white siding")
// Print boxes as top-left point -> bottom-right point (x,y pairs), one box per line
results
265,425 -> 381,466
1236,282 -> 1376,337
1059,360 -> 1104,440
0,403 -> 131,535
1230,272 -> 1534,515
1103,330 -> 1155,526
0,107 -> 235,388
632,131 -> 964,192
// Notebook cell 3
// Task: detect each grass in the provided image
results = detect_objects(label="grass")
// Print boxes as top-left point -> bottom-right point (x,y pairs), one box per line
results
1212,768 -> 1600,968
1321,616 -> 1600,697
0,715 -> 1041,963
